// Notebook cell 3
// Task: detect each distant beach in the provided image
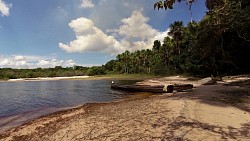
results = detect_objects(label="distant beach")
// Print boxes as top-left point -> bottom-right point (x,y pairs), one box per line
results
6,76 -> 91,82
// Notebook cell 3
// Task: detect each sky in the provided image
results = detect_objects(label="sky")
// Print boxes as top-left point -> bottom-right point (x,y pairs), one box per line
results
0,0 -> 207,68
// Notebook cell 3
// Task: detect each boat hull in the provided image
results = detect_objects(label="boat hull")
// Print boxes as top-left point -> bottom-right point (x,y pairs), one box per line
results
111,84 -> 167,93
111,84 -> 193,93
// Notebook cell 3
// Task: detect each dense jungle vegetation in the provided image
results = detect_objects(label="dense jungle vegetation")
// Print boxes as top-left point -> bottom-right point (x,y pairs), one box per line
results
0,0 -> 249,79
105,0 -> 250,76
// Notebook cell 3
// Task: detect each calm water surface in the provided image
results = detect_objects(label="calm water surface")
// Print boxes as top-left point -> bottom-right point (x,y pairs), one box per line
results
0,79 -> 148,132
0,80 -> 138,118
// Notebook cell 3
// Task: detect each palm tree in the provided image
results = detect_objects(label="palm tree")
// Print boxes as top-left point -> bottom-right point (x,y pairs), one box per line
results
134,50 -> 141,73
168,21 -> 184,55
188,0 -> 195,23
162,37 -> 174,67
123,50 -> 131,74
153,40 -> 161,52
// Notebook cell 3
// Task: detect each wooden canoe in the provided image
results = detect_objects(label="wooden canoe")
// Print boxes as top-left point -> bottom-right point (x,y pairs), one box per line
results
111,83 -> 193,93
111,84 -> 173,93
173,84 -> 193,92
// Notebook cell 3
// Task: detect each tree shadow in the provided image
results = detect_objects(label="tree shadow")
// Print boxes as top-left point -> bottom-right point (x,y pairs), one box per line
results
160,116 -> 250,140
164,79 -> 250,112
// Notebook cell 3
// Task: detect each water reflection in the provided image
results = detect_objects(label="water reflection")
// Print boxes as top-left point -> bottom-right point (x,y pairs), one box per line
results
0,79 -> 151,132
0,80 -> 138,118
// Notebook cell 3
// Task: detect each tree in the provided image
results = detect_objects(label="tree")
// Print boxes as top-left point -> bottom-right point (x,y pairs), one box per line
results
205,0 -> 224,14
152,40 -> 161,52
162,37 -> 174,67
154,0 -> 196,22
168,21 -> 184,55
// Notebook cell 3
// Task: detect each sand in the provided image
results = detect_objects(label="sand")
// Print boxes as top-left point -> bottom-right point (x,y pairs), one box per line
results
0,75 -> 250,141
6,76 -> 91,82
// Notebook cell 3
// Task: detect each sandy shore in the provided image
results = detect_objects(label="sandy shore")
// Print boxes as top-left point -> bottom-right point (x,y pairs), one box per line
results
5,76 -> 91,82
3,75 -> 154,82
0,75 -> 250,140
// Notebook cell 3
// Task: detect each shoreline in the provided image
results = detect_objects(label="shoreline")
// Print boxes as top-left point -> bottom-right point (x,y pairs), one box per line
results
0,91 -> 153,134
1,74 -> 158,82
0,75 -> 250,140
5,76 -> 91,82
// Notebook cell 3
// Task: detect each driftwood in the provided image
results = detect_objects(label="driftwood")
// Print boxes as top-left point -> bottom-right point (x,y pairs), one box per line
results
111,84 -> 193,93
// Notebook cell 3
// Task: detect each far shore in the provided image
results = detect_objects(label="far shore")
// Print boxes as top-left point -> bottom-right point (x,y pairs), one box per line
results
1,74 -> 159,82
5,76 -> 91,82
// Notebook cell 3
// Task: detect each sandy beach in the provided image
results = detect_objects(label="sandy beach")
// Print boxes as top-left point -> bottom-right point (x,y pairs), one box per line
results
5,76 -> 91,82
0,75 -> 250,141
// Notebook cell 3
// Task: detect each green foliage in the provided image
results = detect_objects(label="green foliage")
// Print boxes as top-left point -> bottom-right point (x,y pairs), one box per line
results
100,0 -> 250,76
0,67 -> 89,80
154,0 -> 196,22
87,66 -> 105,76
154,0 -> 184,10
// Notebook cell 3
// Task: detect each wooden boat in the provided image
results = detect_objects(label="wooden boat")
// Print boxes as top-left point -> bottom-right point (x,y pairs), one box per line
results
111,84 -> 167,93
111,83 -> 193,93
172,84 -> 193,92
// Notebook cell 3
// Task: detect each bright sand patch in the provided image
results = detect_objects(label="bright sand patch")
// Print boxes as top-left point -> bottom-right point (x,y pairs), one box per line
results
7,76 -> 90,82
0,75 -> 250,141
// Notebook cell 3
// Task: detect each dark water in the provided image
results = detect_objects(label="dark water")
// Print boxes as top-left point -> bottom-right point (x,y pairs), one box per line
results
0,80 -> 138,118
0,80 -> 148,132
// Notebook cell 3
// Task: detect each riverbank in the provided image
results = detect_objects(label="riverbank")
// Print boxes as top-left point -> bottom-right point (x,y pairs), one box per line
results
5,76 -> 90,82
0,75 -> 250,140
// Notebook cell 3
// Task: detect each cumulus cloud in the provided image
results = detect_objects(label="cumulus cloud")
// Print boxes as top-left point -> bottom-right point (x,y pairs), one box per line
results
113,10 -> 170,51
59,10 -> 169,55
0,0 -> 11,16
153,29 -> 170,42
14,55 -> 25,61
0,55 -> 78,69
80,0 -> 94,8
116,10 -> 158,40
59,17 -> 124,54
68,17 -> 96,35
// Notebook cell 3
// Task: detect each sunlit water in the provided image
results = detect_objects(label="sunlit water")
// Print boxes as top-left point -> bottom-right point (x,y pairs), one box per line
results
0,79 -> 143,132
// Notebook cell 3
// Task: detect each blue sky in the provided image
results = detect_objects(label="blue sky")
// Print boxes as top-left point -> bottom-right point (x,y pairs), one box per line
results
0,0 -> 206,68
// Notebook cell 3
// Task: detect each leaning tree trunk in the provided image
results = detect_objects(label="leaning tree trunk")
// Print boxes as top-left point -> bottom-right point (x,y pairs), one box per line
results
189,3 -> 193,23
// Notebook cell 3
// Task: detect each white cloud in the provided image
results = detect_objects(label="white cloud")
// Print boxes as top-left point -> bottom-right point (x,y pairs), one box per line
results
153,29 -> 170,43
113,10 -> 169,52
14,55 -> 25,61
80,0 -> 94,8
59,10 -> 170,55
116,10 -> 158,40
90,0 -> 151,31
59,17 -> 124,54
0,55 -> 78,69
0,0 -> 11,16
0,59 -> 9,65
69,17 -> 96,35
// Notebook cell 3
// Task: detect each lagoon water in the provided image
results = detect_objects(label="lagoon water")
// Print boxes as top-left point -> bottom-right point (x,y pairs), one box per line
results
0,80 -> 135,118
0,79 -> 141,132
